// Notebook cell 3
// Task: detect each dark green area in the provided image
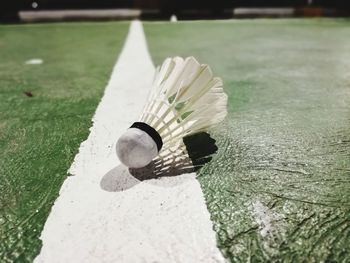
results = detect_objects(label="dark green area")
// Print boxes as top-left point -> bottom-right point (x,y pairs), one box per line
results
145,19 -> 350,262
0,22 -> 128,262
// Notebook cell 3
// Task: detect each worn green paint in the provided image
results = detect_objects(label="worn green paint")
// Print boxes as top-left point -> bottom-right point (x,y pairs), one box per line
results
0,22 -> 128,262
145,19 -> 350,262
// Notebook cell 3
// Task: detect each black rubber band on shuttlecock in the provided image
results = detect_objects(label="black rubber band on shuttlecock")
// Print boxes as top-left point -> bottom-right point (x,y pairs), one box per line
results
130,122 -> 163,151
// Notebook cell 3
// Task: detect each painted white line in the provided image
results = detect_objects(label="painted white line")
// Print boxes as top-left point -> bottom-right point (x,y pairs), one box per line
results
35,21 -> 224,262
170,14 -> 178,22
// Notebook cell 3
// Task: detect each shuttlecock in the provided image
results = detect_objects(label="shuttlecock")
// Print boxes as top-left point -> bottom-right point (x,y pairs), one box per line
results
116,56 -> 228,168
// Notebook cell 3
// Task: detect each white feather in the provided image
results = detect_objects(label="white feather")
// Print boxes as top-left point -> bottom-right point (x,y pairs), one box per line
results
140,56 -> 228,155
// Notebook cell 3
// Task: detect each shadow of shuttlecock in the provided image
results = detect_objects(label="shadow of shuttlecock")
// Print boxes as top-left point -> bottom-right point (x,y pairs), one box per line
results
183,132 -> 218,172
100,132 -> 218,192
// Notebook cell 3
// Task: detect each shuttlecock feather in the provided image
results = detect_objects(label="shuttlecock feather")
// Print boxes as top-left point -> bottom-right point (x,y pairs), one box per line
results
116,56 -> 228,168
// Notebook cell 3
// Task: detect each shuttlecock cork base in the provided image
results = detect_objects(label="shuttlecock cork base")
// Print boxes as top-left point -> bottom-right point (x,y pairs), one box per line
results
116,56 -> 228,169
116,122 -> 163,168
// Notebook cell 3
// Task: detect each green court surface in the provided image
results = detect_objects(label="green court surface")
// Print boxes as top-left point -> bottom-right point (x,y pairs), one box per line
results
1,19 -> 350,262
0,22 -> 129,262
145,19 -> 350,262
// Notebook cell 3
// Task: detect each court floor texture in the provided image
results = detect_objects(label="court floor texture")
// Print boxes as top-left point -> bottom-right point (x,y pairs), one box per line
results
0,19 -> 349,262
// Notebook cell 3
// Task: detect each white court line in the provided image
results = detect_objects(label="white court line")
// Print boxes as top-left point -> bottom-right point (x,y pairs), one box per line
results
170,14 -> 178,22
35,21 -> 225,263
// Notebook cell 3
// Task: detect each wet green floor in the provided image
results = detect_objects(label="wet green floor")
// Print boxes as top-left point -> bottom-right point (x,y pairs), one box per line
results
0,22 -> 128,262
145,19 -> 350,262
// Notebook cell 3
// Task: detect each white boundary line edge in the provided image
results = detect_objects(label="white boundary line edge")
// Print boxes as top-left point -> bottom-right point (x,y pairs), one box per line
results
35,21 -> 225,263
